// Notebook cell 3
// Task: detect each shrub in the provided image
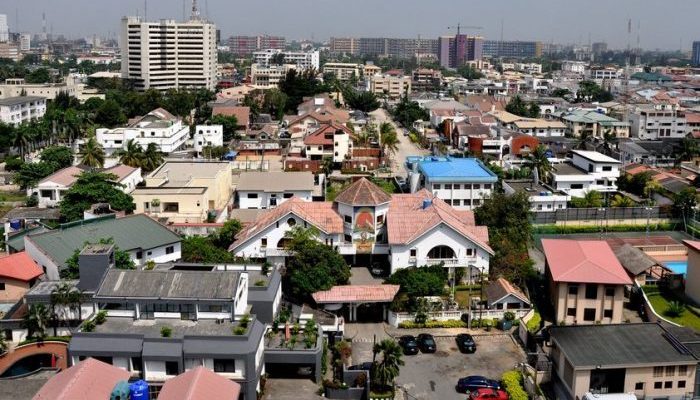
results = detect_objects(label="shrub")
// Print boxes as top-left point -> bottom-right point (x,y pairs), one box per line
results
144,260 -> 156,270
354,372 -> 367,387
94,310 -> 107,325
666,301 -> 686,318
82,320 -> 96,332
239,313 -> 251,328
261,261 -> 271,276
291,323 -> 300,336
233,326 -> 246,335
160,326 -> 172,338
398,319 -> 467,329
503,311 -> 515,321
502,370 -> 528,400
255,280 -> 266,286
414,312 -> 427,324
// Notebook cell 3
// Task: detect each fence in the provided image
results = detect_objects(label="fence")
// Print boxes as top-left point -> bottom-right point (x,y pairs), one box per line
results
531,206 -> 674,226
388,308 -> 530,327
230,159 -> 270,171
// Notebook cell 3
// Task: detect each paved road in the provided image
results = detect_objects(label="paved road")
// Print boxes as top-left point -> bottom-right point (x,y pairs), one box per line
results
370,108 -> 430,177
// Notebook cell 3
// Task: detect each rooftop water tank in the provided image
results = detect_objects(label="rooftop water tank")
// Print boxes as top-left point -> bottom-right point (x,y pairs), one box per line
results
422,199 -> 432,209
110,381 -> 130,400
129,380 -> 150,400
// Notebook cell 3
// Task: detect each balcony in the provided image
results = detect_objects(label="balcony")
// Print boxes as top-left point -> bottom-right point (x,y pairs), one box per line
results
417,258 -> 476,267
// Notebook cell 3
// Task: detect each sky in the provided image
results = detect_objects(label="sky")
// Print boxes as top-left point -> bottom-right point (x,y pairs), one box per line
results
2,0 -> 698,51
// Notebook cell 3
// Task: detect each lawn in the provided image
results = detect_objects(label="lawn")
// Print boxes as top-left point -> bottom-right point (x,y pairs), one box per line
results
454,286 -> 482,308
0,191 -> 27,203
643,286 -> 700,331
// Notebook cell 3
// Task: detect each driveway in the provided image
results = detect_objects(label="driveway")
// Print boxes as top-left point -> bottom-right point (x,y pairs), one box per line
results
370,108 -> 429,177
262,378 -> 323,400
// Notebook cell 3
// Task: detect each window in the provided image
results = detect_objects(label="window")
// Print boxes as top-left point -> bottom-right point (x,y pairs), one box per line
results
602,166 -> 612,171
409,249 -> 417,258
344,215 -> 352,224
247,193 -> 258,199
0,282 -> 5,291
664,381 -> 672,389
434,184 -> 441,190
537,205 -> 543,210
94,356 -> 113,365
445,184 -> 453,190
287,218 -> 296,227
453,199 -> 461,206
665,366 -> 675,376
585,284 -> 598,299
344,234 -> 352,243
605,286 -> 615,297
131,357 -> 143,372
583,308 -> 596,321
634,382 -> 644,391
261,238 -> 267,248
603,309 -> 613,319
376,214 -> 384,225
445,199 -> 453,206
568,285 -> 579,295
473,199 -> 481,205
678,381 -> 686,389
465,248 -> 473,257
283,193 -> 293,198
484,184 -> 492,190
678,365 -> 688,375
570,184 -> 584,189
165,361 -> 179,376
214,359 -> 236,373
136,251 -> 143,260
454,184 -> 461,190
163,202 -> 179,212
567,308 -> 576,317
473,184 -> 481,189
653,382 -> 662,389
165,246 -> 174,254
653,367 -> 664,377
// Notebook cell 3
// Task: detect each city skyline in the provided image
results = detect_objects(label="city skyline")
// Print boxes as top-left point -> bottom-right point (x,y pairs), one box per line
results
1,0 -> 699,51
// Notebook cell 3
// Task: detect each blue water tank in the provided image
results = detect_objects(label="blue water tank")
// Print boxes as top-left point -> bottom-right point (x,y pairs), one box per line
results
129,380 -> 150,400
9,219 -> 20,230
422,199 -> 432,209
110,381 -> 130,400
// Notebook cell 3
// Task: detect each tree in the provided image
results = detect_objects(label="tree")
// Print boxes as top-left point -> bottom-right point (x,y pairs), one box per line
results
677,137 -> 699,165
62,239 -> 136,279
379,122 -> 399,166
371,339 -> 404,392
4,155 -> 23,171
611,194 -> 634,207
528,102 -> 541,118
570,190 -> 603,208
12,123 -> 30,160
457,65 -> 484,80
278,69 -> 326,112
22,304 -> 50,339
524,145 -> 552,182
505,96 -> 529,117
50,282 -> 83,335
94,99 -> 127,128
59,171 -> 135,222
213,219 -> 243,249
391,95 -> 429,128
385,266 -> 447,309
80,137 -> 105,168
141,143 -> 164,172
40,146 -> 74,169
576,80 -> 613,103
673,187 -> 697,219
551,88 -> 571,98
25,68 -> 51,84
576,130 -> 592,150
343,86 -> 380,112
116,139 -> 144,168
210,114 -> 240,142
182,235 -> 235,263
284,227 -> 351,301
14,161 -> 57,189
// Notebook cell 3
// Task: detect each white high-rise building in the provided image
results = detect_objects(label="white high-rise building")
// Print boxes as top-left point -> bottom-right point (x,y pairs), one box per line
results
0,14 -> 9,43
120,15 -> 217,91
19,33 -> 31,51
252,49 -> 320,70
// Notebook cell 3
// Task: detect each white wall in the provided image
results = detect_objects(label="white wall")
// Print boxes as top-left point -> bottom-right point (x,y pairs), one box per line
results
427,181 -> 495,210
194,124 -> 224,153
238,190 -> 312,209
144,360 -> 170,381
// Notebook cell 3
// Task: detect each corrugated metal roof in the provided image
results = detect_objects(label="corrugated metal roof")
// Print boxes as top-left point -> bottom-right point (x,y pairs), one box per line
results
96,269 -> 239,300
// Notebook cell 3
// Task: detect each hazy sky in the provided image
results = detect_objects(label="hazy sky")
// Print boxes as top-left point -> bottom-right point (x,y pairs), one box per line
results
2,0 -> 698,51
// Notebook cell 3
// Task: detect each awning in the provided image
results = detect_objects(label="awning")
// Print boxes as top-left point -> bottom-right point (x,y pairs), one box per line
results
312,285 -> 400,304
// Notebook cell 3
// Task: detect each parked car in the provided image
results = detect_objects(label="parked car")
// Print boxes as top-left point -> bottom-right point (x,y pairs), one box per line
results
456,376 -> 501,393
456,333 -> 477,353
470,388 -> 509,400
416,333 -> 436,353
398,335 -> 419,355
348,362 -> 373,371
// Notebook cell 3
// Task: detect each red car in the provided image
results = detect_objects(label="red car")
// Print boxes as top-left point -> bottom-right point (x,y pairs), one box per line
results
469,388 -> 509,400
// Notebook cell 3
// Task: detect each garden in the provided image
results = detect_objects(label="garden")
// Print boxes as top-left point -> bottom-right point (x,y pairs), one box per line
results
643,285 -> 700,331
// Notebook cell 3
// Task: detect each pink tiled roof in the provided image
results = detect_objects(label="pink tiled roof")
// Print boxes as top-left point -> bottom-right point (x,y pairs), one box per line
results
230,198 -> 343,251
312,284 -> 400,303
303,122 -> 353,146
33,358 -> 130,400
38,165 -> 89,186
104,164 -> 139,181
386,190 -> 493,253
686,113 -> 700,123
542,239 -> 633,285
158,366 -> 241,400
0,251 -> 43,281
212,106 -> 250,127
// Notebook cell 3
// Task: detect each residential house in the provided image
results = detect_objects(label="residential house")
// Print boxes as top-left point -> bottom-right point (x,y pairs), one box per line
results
558,109 -> 630,138
95,108 -> 190,155
236,172 -> 315,209
303,122 -> 355,163
550,150 -> 620,198
132,161 -> 232,223
485,277 -> 531,311
614,244 -> 673,286
20,214 -> 182,280
230,178 -> 493,277
405,156 -> 498,210
33,358 -> 131,400
0,251 -> 43,303
193,124 -> 224,154
549,323 -> 698,400
684,240 -> 700,304
158,366 -> 242,400
29,164 -> 142,208
542,239 -> 633,325
503,180 -> 570,213
490,110 -> 566,137
0,96 -> 46,126
629,104 -> 688,140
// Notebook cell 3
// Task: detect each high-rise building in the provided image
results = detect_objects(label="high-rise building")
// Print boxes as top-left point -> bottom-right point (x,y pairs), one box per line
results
0,14 -> 8,43
693,41 -> 700,67
19,33 -> 31,51
482,40 -> 542,58
329,37 -> 358,55
438,35 -> 483,68
120,15 -> 217,91
330,37 -> 438,59
227,35 -> 285,55
592,42 -> 608,56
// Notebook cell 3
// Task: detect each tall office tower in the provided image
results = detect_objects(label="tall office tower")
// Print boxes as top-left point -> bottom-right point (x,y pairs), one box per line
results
693,41 -> 700,67
330,37 -> 358,55
120,11 -> 217,91
438,35 -> 483,68
592,42 -> 608,57
0,14 -> 8,43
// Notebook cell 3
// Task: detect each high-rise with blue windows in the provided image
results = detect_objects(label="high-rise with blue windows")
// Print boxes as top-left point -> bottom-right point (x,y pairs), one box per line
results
692,41 -> 700,66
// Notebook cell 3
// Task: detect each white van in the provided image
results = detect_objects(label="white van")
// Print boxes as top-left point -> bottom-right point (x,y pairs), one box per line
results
582,392 -> 637,400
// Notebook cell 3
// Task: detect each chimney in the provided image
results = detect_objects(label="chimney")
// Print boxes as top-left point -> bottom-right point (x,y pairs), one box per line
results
76,244 -> 115,292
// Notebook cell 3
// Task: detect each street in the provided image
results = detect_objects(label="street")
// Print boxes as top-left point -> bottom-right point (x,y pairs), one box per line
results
370,108 -> 430,177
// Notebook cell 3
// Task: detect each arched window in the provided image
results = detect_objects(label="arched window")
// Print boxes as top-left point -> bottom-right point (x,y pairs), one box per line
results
287,217 -> 296,227
427,245 -> 455,260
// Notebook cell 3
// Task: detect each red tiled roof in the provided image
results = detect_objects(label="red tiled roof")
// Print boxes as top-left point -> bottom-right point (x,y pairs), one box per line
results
158,366 -> 241,400
0,251 -> 43,281
684,240 -> 700,253
33,358 -> 130,400
542,239 -> 633,285
386,190 -> 492,253
212,106 -> 250,127
335,178 -> 391,206
686,113 -> 700,124
312,285 -> 400,303
303,122 -> 353,146
230,198 -> 343,251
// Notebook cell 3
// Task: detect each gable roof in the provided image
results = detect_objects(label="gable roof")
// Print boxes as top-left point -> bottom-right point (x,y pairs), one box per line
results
158,366 -> 241,400
38,165 -> 89,186
613,244 -> 663,276
33,357 -> 130,400
212,105 -> 250,127
334,178 -> 391,206
486,277 -> 530,306
542,239 -> 633,285
303,122 -> 354,146
0,251 -> 43,281
26,215 -> 181,268
386,190 -> 492,253
312,285 -> 400,304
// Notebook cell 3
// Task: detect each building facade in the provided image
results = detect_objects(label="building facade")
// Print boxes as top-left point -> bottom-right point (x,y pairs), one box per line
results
692,41 -> 700,67
120,16 -> 217,91
193,124 -> 224,154
252,49 -> 319,70
629,104 -> 688,140
95,108 -> 190,155
0,96 -> 46,126
369,74 -> 412,100
550,150 -> 620,198
227,35 -> 285,55
482,40 -> 542,58
236,172 -> 314,209
438,35 -> 484,69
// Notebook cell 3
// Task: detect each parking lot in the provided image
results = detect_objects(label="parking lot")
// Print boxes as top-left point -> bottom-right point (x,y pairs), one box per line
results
352,331 -> 525,400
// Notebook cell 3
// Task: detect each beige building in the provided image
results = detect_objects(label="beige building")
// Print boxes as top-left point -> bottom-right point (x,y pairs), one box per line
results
322,63 -> 362,81
542,239 -> 633,325
684,240 -> 700,304
369,74 -> 411,100
550,323 -> 697,400
132,161 -> 232,223
0,251 -> 43,304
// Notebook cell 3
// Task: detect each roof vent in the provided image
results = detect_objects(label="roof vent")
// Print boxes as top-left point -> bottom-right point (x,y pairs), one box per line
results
422,199 -> 432,209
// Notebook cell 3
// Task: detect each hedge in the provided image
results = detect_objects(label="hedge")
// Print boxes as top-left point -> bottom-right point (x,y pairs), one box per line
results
398,319 -> 467,329
502,370 -> 528,400
533,222 -> 676,234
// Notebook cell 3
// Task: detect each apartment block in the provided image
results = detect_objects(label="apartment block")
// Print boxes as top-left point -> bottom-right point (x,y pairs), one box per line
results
629,104 -> 688,139
438,35 -> 484,69
250,64 -> 295,88
227,35 -> 285,55
692,41 -> 700,67
482,40 -> 542,58
0,96 -> 46,126
252,49 -> 319,70
369,74 -> 412,100
329,37 -> 358,55
95,108 -> 190,155
322,63 -> 363,81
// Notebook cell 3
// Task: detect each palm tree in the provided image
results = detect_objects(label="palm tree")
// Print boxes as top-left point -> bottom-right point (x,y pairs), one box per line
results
525,145 -> 552,183
644,180 -> 662,204
379,122 -> 399,167
600,128 -> 617,156
576,130 -> 592,150
50,283 -> 83,335
13,123 -> 30,160
371,339 -> 404,392
582,190 -> 603,208
80,137 -> 105,168
22,304 -> 50,339
611,194 -> 634,208
117,139 -> 144,168
141,143 -> 164,172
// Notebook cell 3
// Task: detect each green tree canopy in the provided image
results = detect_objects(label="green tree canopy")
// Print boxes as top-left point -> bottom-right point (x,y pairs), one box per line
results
94,99 -> 127,128
40,146 -> 74,169
213,219 -> 243,249
391,95 -> 429,127
278,69 -> 327,112
506,95 -> 541,118
673,187 -> 697,219
181,235 -> 235,263
14,161 -> 57,189
210,114 -> 240,142
59,171 -> 135,222
62,238 -> 135,279
457,65 -> 484,80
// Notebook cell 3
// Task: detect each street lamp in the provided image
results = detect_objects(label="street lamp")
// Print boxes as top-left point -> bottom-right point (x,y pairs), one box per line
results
645,206 -> 653,238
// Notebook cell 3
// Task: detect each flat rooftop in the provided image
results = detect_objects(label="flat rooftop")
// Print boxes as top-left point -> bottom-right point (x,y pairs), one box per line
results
572,150 -> 621,164
551,162 -> 588,176
237,171 -> 314,192
92,316 -> 246,337
149,162 -> 230,186
504,180 -> 560,194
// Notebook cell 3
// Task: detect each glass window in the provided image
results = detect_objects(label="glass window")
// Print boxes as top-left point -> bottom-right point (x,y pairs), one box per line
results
247,193 -> 258,199
603,309 -> 613,319
214,359 -> 236,373
634,382 -> 644,390
434,184 -> 441,190
583,308 -> 596,321
567,308 -> 576,317
163,203 -> 179,212
585,284 -> 598,299
445,184 -> 453,190
287,218 -> 296,227
568,285 -> 578,295
131,357 -> 143,372
484,184 -> 492,189
605,286 -> 615,297
653,367 -> 664,377
678,365 -> 688,375
678,380 -> 686,388
165,361 -> 179,376
344,215 -> 352,224
665,366 -> 675,376
344,234 -> 351,243
0,282 -> 5,291
654,382 -> 662,389
473,184 -> 481,189
664,381 -> 672,389
409,249 -> 417,257
166,246 -> 174,254
454,184 -> 461,190
261,238 -> 267,248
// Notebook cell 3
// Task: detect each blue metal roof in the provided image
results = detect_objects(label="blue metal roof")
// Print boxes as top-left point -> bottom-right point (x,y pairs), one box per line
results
414,156 -> 498,183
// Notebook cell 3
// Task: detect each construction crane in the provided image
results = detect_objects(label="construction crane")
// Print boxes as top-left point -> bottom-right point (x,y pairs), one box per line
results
446,23 -> 484,36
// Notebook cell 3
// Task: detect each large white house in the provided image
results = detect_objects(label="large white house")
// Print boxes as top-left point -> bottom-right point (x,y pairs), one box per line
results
95,108 -> 190,155
193,124 -> 224,154
0,96 -> 46,126
252,49 -> 320,70
550,150 -> 620,198
236,172 -> 315,209
230,178 -> 493,276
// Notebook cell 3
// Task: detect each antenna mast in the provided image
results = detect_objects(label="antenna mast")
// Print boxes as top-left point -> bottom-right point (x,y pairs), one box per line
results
191,0 -> 200,20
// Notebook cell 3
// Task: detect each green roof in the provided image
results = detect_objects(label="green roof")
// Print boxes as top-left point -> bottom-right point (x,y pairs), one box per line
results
26,214 -> 181,268
630,72 -> 672,82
